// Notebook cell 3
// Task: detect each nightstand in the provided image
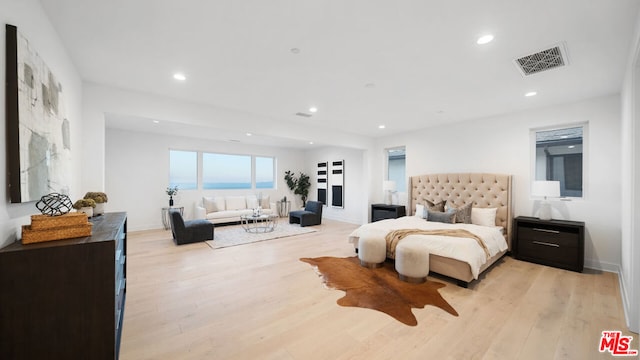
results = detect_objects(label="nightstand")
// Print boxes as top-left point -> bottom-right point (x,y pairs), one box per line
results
513,216 -> 585,272
371,204 -> 406,222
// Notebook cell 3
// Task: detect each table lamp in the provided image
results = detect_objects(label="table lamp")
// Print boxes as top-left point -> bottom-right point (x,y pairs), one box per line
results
383,180 -> 397,205
532,180 -> 560,220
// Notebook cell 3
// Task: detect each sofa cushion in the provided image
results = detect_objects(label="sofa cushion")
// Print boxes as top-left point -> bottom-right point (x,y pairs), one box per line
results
225,196 -> 247,210
246,195 -> 259,209
203,197 -> 218,213
260,195 -> 270,209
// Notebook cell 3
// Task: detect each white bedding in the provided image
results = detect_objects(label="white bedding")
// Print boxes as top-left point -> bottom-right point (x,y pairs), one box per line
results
348,216 -> 508,279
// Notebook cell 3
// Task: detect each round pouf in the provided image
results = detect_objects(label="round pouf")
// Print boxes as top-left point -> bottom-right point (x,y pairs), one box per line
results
358,235 -> 387,268
395,239 -> 430,283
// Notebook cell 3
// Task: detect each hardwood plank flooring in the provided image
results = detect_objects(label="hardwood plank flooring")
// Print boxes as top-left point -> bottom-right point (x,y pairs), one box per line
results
120,219 -> 637,359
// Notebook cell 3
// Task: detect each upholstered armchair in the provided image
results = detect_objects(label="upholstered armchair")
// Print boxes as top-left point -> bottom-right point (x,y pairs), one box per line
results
169,209 -> 214,245
289,201 -> 323,227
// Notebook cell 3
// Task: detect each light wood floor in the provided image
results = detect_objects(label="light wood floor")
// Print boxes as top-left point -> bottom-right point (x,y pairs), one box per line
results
120,219 -> 637,360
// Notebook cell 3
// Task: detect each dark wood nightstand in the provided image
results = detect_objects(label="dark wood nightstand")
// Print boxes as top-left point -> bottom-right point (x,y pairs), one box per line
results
513,216 -> 585,272
371,204 -> 406,222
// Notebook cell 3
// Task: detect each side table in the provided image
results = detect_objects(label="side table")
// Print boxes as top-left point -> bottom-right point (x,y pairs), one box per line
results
371,204 -> 406,222
162,206 -> 184,230
276,200 -> 291,217
513,216 -> 585,272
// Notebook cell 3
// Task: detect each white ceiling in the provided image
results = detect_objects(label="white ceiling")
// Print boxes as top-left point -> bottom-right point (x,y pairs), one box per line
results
39,0 -> 640,146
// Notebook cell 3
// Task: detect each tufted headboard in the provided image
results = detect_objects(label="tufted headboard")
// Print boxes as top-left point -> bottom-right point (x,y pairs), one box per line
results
408,173 -> 513,248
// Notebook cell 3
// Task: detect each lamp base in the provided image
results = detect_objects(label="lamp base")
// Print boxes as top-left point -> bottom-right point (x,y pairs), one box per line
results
538,202 -> 552,221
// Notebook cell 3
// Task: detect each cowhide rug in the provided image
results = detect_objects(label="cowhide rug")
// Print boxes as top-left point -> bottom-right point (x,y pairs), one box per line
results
300,256 -> 458,326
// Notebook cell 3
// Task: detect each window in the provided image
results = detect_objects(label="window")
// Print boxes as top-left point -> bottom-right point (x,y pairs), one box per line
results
255,156 -> 275,189
387,147 -> 406,193
533,125 -> 585,198
169,150 -> 197,190
202,153 -> 251,189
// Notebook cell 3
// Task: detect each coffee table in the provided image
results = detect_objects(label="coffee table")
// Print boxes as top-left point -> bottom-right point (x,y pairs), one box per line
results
240,214 -> 278,233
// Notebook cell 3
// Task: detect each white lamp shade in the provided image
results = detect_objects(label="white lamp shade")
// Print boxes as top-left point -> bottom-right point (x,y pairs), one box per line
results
383,180 -> 397,192
532,180 -> 561,198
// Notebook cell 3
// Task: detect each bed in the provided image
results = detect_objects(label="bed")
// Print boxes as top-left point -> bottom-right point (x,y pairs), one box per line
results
349,173 -> 513,287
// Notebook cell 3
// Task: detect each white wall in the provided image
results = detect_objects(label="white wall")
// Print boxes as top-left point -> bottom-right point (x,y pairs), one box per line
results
0,0 -> 83,248
304,146 -> 369,224
106,128 -> 306,231
83,83 -> 373,195
620,7 -> 640,333
374,95 -> 622,272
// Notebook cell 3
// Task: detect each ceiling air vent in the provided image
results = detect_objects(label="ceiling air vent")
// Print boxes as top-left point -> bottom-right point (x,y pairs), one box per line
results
514,43 -> 569,76
295,112 -> 312,118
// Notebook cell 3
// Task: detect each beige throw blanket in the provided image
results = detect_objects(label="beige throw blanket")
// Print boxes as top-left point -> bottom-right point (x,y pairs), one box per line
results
385,228 -> 491,260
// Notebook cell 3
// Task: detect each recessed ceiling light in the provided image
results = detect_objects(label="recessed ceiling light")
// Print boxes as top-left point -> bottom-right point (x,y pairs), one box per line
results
309,107 -> 318,113
568,145 -> 575,149
525,91 -> 537,97
246,132 -> 252,136
173,73 -> 186,81
379,125 -> 386,129
309,141 -> 314,145
153,120 -> 159,124
477,34 -> 494,45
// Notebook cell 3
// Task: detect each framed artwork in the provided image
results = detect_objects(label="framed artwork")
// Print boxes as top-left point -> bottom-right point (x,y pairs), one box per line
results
331,160 -> 344,208
6,24 -> 71,203
317,162 -> 327,205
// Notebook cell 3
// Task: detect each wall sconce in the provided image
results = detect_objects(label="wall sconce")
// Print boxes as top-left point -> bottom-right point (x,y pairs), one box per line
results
532,180 -> 560,220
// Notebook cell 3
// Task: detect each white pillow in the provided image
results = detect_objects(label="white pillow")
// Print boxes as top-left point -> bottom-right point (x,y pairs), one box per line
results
203,197 -> 218,213
471,207 -> 497,227
415,204 -> 426,219
260,195 -> 270,209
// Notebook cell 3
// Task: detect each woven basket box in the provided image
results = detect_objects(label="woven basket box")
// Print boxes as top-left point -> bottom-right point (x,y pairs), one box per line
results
22,224 -> 93,244
30,212 -> 88,230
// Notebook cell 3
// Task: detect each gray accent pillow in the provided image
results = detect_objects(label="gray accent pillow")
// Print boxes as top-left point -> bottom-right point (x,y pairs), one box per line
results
425,199 -> 445,212
445,201 -> 473,224
427,209 -> 456,224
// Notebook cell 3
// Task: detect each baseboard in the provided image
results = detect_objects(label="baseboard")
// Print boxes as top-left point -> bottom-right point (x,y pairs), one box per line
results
618,269 -> 637,333
322,214 -> 361,225
584,258 -> 620,273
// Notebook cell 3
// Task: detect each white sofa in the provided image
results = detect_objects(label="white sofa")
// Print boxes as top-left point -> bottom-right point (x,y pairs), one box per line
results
194,195 -> 277,225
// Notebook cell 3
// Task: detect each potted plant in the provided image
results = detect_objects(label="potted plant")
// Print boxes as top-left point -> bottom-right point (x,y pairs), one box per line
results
84,192 -> 108,216
166,186 -> 179,207
284,170 -> 311,206
73,198 -> 96,218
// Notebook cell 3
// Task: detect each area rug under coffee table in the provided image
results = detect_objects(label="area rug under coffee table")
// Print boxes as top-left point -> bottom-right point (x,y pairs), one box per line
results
206,222 -> 317,249
300,256 -> 458,326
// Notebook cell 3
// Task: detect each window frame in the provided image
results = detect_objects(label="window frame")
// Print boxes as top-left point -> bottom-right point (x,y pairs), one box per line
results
385,146 -> 406,194
168,149 -> 198,190
530,123 -> 588,200
169,149 -> 277,191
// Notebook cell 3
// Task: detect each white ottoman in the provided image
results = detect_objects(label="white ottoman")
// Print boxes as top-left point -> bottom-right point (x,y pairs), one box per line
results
358,235 -> 387,268
395,238 -> 430,283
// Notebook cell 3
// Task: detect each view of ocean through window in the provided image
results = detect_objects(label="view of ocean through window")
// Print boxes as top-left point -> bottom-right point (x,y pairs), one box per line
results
169,150 -> 276,190
169,150 -> 197,189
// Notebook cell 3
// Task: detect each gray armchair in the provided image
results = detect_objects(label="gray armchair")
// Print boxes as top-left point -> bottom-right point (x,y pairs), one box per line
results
169,209 -> 214,245
289,201 -> 323,227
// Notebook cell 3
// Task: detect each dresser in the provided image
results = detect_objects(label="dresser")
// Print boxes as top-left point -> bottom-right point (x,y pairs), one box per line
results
513,216 -> 584,272
371,204 -> 406,222
0,212 -> 127,359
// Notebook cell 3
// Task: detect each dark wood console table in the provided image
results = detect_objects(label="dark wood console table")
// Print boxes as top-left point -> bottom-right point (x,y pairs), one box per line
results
0,212 -> 127,359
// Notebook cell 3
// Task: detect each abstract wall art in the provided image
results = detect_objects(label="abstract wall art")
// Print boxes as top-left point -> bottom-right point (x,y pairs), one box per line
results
331,160 -> 344,208
6,24 -> 71,203
317,161 -> 327,205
